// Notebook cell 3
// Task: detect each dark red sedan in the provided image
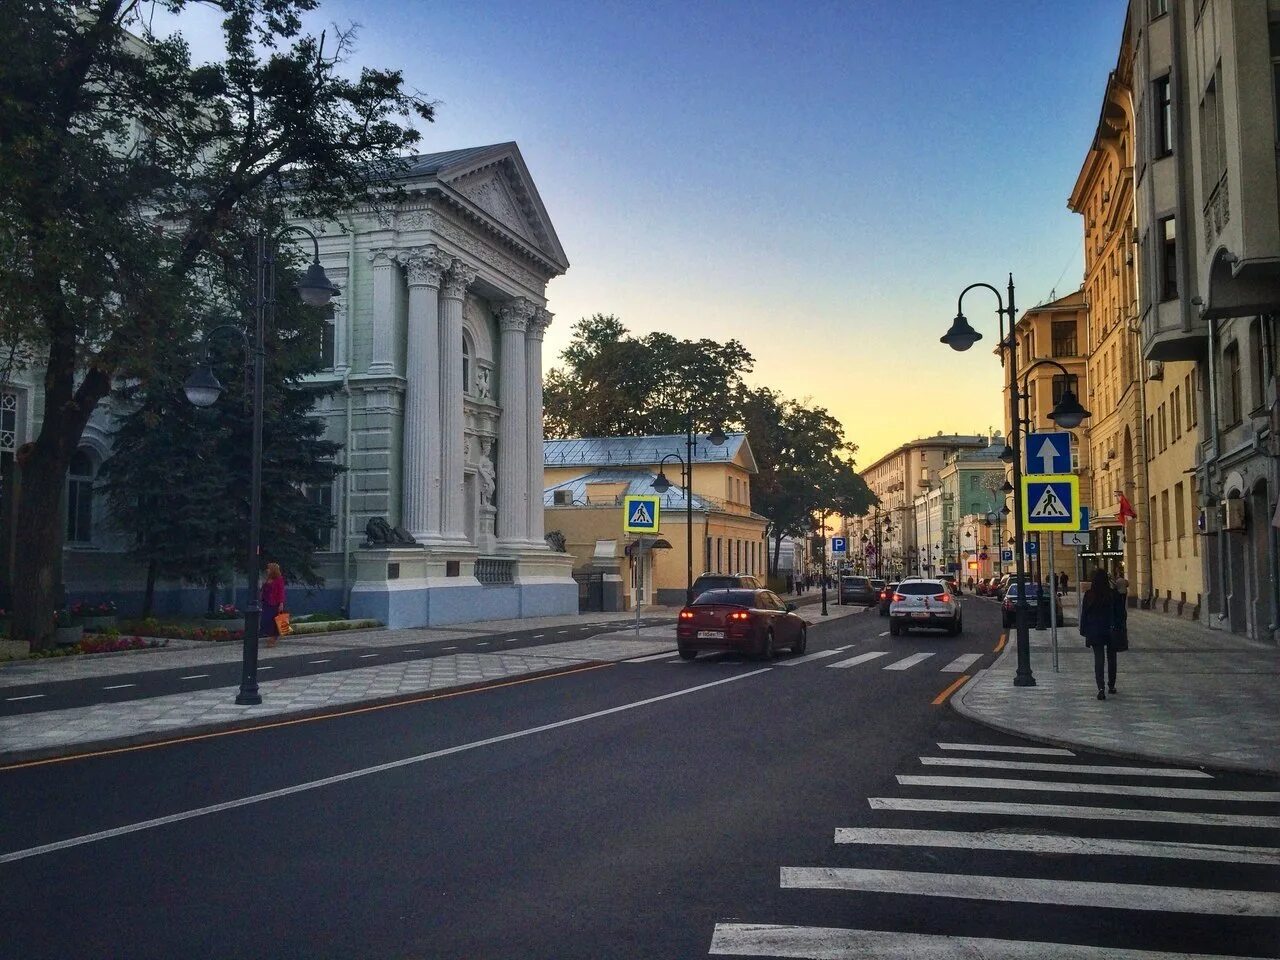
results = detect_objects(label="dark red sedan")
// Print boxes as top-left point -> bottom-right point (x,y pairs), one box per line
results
676,588 -> 808,660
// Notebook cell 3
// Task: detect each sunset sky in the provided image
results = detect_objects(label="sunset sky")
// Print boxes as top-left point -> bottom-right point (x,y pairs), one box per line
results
174,0 -> 1126,465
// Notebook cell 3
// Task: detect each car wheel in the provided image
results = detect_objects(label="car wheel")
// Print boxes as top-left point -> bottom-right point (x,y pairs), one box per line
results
677,645 -> 697,661
792,625 -> 807,655
757,629 -> 775,661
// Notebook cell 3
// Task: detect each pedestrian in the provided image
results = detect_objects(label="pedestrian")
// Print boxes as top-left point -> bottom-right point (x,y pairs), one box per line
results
967,576 -> 974,592
1079,568 -> 1127,699
1058,570 -> 1069,594
260,561 -> 287,648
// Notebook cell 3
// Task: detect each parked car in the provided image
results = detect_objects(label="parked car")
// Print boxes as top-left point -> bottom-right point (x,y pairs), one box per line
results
889,579 -> 962,636
1001,583 -> 1065,628
689,573 -> 762,601
878,581 -> 899,616
976,577 -> 994,597
870,578 -> 886,597
838,575 -> 878,605
676,588 -> 807,660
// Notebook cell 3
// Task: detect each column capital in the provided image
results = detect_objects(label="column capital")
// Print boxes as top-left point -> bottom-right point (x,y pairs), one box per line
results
498,297 -> 536,333
367,247 -> 402,267
404,246 -> 451,288
527,307 -> 553,341
441,259 -> 479,301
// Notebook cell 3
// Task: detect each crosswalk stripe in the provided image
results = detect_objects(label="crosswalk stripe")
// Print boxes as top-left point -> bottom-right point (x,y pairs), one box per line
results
776,649 -> 847,666
868,797 -> 1280,829
708,923 -> 1277,959
919,756 -> 1212,778
897,774 -> 1280,802
936,741 -> 1074,757
940,654 -> 982,672
832,827 -> 1280,865
624,651 -> 679,663
779,866 -> 1280,917
884,653 -> 935,671
827,651 -> 888,669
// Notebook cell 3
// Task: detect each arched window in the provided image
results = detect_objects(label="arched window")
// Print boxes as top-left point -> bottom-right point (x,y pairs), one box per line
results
66,449 -> 94,544
462,334 -> 472,395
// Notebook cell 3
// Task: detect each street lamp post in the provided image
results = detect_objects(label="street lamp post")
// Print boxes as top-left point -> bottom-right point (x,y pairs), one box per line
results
184,226 -> 339,705
652,416 -> 725,605
815,508 -> 829,617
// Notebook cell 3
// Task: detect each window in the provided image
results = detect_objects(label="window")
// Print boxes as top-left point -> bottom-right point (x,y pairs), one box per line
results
1250,317 -> 1265,411
1224,341 -> 1242,424
706,536 -> 712,571
1200,70 -> 1226,195
462,336 -> 472,395
66,450 -> 94,544
1271,20 -> 1280,142
1158,403 -> 1167,452
1151,0 -> 1169,19
1051,320 -> 1077,357
716,537 -> 723,573
1159,217 -> 1178,301
1172,386 -> 1182,441
1149,496 -> 1158,543
1153,75 -> 1173,157
1175,481 -> 1186,556
303,481 -> 336,550
1191,480 -> 1200,557
1146,416 -> 1154,461
1051,374 -> 1079,407
320,316 -> 335,370
1189,369 -> 1198,426
1161,490 -> 1171,555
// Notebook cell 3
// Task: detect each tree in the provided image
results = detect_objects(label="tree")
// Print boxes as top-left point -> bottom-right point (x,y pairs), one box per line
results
0,0 -> 433,648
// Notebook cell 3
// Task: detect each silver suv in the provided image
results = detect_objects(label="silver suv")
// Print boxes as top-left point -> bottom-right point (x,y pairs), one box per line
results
889,579 -> 962,636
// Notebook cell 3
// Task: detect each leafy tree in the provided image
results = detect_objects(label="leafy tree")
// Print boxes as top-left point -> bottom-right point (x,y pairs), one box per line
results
0,0 -> 433,648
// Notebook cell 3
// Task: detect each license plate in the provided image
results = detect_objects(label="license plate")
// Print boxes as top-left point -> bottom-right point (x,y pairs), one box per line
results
697,630 -> 724,639
911,612 -> 930,619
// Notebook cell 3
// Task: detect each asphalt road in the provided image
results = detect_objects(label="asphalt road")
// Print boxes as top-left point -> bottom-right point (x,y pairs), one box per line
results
1,598 -> 1276,959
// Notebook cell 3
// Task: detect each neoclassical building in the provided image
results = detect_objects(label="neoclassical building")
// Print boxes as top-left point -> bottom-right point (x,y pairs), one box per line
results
0,141 -> 577,627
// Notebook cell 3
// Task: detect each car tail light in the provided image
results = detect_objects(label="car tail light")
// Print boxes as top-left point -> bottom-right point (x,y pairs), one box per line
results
679,610 -> 694,620
892,593 -> 905,602
728,610 -> 750,621
936,593 -> 950,603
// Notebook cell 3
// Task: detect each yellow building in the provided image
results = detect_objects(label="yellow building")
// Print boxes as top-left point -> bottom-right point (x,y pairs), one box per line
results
543,434 -> 767,609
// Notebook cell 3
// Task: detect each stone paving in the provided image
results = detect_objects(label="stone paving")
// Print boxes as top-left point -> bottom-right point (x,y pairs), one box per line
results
954,604 -> 1280,774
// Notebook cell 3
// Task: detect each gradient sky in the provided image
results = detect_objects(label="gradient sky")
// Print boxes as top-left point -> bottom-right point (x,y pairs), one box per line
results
175,0 -> 1126,464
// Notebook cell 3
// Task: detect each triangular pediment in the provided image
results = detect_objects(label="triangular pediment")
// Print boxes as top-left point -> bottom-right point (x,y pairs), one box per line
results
453,168 -> 535,243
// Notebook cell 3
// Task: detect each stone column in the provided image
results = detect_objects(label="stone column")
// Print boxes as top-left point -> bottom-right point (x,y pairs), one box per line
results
440,260 -> 478,542
401,247 -> 450,542
367,250 -> 399,377
526,307 -> 552,546
497,299 -> 533,547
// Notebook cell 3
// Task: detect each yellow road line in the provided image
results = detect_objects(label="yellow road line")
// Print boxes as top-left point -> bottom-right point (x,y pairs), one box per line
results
932,674 -> 970,706
0,661 -> 613,773
994,633 -> 1007,653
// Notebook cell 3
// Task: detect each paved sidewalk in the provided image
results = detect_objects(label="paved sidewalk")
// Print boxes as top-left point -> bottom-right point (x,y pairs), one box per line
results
953,606 -> 1280,774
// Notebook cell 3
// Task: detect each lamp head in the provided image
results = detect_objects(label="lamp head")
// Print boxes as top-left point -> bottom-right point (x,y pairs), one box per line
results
998,444 -> 1015,463
651,471 -> 672,494
1002,480 -> 1014,494
940,313 -> 982,352
1048,386 -> 1090,429
183,364 -> 223,408
296,260 -> 340,307
707,424 -> 727,446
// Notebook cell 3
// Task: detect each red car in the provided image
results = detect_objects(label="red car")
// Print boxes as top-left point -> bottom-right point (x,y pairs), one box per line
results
676,588 -> 808,661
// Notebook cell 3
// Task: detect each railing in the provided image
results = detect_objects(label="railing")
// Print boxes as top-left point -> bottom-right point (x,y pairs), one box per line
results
474,558 -> 515,585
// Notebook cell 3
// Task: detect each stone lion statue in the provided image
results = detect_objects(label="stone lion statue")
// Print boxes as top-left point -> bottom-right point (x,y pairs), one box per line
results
363,517 -> 418,547
544,530 -> 567,552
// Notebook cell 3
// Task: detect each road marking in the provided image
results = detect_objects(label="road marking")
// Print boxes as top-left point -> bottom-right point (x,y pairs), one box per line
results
5,694 -> 45,702
624,651 -> 680,663
102,684 -> 135,690
556,630 -> 568,634
884,653 -> 935,671
833,827 -> 1280,865
708,923 -> 1278,958
307,660 -> 330,665
867,797 -> 1280,829
476,642 -> 490,646
258,666 -> 274,671
776,649 -> 847,666
442,646 -> 457,651
830,645 -> 852,652
505,638 -> 519,643
0,667 -> 771,863
919,756 -> 1212,778
878,631 -> 889,637
779,866 -> 1280,917
936,741 -> 1073,756
358,654 -> 378,659
828,651 -> 888,669
897,774 -> 1280,802
179,675 -> 210,681
931,676 -> 969,706
994,633 -> 1007,653
403,649 -> 422,653
532,634 -> 545,638
940,654 -> 982,673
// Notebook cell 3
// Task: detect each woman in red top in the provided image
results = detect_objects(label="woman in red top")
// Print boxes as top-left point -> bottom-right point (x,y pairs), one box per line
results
260,562 -> 286,647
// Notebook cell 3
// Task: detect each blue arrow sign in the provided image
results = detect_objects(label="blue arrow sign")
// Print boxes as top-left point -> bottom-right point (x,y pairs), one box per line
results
830,537 -> 847,554
1025,431 -> 1072,475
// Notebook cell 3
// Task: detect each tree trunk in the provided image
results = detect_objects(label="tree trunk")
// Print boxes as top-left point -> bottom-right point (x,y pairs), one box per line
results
143,559 -> 158,618
12,448 -> 71,651
206,578 -> 218,616
772,533 -> 783,578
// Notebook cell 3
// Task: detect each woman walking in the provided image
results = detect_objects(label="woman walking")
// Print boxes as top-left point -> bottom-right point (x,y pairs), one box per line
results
260,562 -> 287,648
1079,568 -> 1126,699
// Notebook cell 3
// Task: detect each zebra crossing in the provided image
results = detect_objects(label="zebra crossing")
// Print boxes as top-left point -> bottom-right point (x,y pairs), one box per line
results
708,739 -> 1280,958
631,648 -> 988,673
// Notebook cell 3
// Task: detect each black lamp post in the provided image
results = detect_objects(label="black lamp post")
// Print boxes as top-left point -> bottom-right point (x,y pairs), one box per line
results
184,226 -> 338,705
652,416 -> 725,605
814,507 -> 829,617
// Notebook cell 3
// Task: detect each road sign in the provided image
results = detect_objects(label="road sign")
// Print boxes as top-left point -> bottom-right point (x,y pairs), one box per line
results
1061,530 -> 1089,548
1025,431 -> 1072,475
623,495 -> 660,534
1080,526 -> 1126,558
1024,539 -> 1039,557
1021,473 -> 1080,531
1001,549 -> 1014,563
831,537 -> 847,554
1080,506 -> 1090,532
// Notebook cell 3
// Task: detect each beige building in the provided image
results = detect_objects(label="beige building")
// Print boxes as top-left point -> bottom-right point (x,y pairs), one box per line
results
543,434 -> 767,609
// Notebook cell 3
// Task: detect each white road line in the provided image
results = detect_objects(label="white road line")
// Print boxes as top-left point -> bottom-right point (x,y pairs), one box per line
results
442,646 -> 457,651
779,866 -> 1280,917
937,741 -> 1074,757
0,668 -> 774,865
884,653 -> 935,671
897,774 -> 1280,802
258,666 -> 274,671
102,684 -> 135,690
358,654 -> 378,659
532,634 -> 545,638
919,756 -> 1212,778
776,649 -> 848,666
940,654 -> 982,673
404,649 -> 421,653
708,923 -> 1277,959
827,651 -> 889,669
867,797 -> 1280,829
832,827 -> 1280,865
179,675 -> 210,681
830,645 -> 852,652
307,659 -> 330,665
556,630 -> 568,634
5,694 -> 45,702
505,638 -> 519,643
878,631 -> 889,637
624,651 -> 680,663
476,642 -> 490,646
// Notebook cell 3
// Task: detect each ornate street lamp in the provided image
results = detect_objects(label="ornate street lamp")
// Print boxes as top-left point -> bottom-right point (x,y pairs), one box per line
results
652,416 -> 725,605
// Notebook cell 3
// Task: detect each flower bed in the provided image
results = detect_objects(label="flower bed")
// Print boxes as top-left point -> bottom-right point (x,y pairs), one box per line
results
28,635 -> 167,659
119,618 -> 244,643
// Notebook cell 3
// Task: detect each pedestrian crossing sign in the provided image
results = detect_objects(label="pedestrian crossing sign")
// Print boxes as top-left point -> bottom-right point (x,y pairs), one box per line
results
1020,473 -> 1080,531
623,495 -> 661,534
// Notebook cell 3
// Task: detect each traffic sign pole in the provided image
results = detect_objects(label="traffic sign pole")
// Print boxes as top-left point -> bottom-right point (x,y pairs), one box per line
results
1049,533 -> 1059,672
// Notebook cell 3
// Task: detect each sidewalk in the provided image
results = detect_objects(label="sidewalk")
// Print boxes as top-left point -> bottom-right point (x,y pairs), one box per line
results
953,606 -> 1280,775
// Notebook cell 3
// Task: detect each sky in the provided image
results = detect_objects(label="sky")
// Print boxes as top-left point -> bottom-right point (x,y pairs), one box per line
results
169,0 -> 1126,465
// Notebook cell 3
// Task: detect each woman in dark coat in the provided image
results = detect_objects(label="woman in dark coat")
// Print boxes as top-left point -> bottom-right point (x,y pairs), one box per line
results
1079,568 -> 1127,699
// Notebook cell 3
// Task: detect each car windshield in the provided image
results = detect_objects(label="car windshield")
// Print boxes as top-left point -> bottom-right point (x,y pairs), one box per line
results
1007,584 -> 1045,598
692,589 -> 757,607
897,582 -> 946,595
842,577 -> 869,587
693,577 -> 739,591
